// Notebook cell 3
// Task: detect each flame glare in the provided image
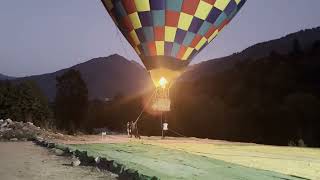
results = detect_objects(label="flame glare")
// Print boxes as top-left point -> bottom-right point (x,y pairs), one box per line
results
159,77 -> 168,88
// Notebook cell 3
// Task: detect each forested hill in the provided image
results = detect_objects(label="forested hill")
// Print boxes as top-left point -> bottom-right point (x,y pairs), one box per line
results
170,39 -> 320,147
182,27 -> 320,80
0,73 -> 15,80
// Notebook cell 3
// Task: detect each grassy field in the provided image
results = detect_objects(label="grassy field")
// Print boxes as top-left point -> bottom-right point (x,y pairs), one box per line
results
65,136 -> 320,180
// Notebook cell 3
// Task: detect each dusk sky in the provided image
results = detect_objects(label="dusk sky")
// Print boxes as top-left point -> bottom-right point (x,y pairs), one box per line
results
0,1 -> 319,77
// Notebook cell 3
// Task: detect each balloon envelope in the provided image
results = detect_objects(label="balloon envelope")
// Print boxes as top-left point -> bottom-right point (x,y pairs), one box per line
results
101,0 -> 246,86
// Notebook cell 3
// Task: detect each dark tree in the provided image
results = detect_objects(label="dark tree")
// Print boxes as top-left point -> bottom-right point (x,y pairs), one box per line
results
55,69 -> 88,134
291,39 -> 303,56
312,40 -> 320,52
0,80 -> 52,127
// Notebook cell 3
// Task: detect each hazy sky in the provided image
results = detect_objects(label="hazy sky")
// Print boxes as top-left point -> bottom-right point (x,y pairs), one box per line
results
0,1 -> 319,77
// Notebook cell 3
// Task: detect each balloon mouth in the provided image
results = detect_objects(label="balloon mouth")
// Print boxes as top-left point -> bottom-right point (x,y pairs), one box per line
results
141,56 -> 190,71
149,68 -> 182,88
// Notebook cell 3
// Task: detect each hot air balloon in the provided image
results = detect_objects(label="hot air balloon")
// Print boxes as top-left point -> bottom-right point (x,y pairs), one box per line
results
101,0 -> 246,112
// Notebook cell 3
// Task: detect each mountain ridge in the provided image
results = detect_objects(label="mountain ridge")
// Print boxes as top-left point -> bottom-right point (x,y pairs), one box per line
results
0,73 -> 15,80
182,27 -> 320,80
13,54 -> 153,101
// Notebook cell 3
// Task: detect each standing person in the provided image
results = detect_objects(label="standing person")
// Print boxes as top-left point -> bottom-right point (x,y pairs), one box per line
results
162,122 -> 168,139
131,121 -> 141,139
127,121 -> 132,138
130,121 -> 133,138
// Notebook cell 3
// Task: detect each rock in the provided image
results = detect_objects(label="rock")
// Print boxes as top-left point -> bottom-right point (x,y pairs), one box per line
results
11,122 -> 24,130
10,138 -> 18,141
53,148 -> 64,156
5,119 -> 13,124
15,129 -> 24,137
75,150 -> 87,161
47,142 -> 55,148
95,167 -> 101,172
22,126 -> 29,131
0,127 -> 12,132
110,173 -> 119,179
56,133 -> 64,136
94,157 -> 100,164
0,119 -> 3,123
121,168 -> 139,179
34,137 -> 45,145
35,136 -> 44,142
1,122 -> 8,128
27,122 -> 34,126
71,157 -> 81,167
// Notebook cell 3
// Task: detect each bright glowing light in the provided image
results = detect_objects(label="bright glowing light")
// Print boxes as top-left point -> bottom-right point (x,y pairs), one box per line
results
159,77 -> 168,88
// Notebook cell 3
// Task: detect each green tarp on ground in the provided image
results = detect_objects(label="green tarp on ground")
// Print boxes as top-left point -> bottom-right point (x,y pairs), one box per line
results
70,142 -> 306,180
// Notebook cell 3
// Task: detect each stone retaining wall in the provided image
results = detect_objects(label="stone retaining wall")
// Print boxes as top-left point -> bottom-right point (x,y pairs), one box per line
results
33,137 -> 159,180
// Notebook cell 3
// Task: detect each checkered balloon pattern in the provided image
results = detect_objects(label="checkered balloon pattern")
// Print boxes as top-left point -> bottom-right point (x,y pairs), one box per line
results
102,0 -> 246,70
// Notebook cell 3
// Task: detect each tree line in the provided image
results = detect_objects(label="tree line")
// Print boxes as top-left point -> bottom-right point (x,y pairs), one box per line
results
0,80 -> 52,127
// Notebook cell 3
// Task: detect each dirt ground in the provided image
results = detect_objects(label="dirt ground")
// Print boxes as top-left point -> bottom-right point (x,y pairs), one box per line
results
0,142 -> 117,180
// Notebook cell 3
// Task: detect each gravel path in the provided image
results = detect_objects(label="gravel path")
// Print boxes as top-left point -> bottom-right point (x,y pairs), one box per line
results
0,142 -> 117,180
